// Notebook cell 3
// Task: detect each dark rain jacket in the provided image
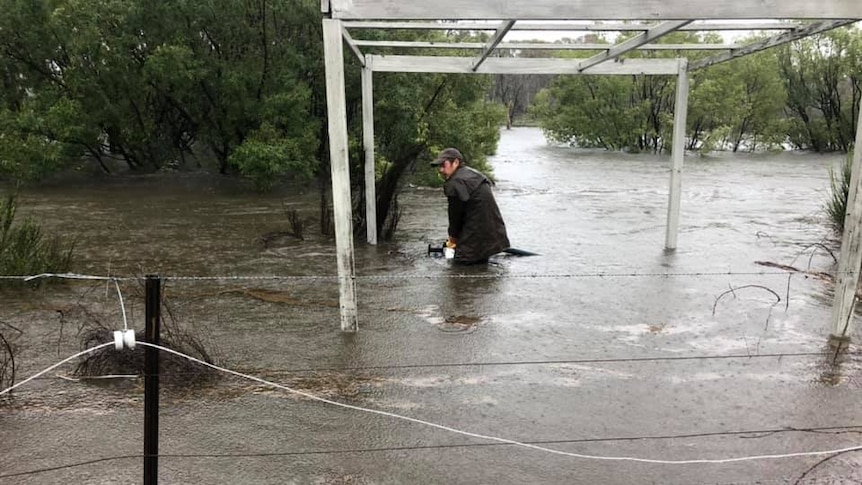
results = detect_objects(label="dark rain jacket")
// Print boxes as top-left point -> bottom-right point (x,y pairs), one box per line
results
444,166 -> 510,263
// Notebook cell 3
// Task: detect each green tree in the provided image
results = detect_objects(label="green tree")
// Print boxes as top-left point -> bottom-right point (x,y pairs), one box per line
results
0,0 -> 322,180
532,31 -> 718,153
687,61 -> 743,151
0,0 -> 505,241
723,48 -> 786,152
348,27 -> 506,239
778,27 -> 862,152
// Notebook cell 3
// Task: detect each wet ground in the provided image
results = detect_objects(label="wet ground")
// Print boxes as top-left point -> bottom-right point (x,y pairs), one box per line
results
1,127 -> 861,484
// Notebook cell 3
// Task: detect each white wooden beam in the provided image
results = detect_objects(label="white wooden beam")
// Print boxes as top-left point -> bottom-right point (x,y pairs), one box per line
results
329,0 -> 862,20
341,25 -> 366,66
472,20 -> 515,71
322,19 -> 359,332
354,40 -> 741,51
578,20 -> 690,72
370,55 -> 680,75
689,20 -> 860,70
342,21 -> 802,31
361,55 -> 377,245
829,94 -> 862,343
679,22 -> 800,31
665,59 -> 688,250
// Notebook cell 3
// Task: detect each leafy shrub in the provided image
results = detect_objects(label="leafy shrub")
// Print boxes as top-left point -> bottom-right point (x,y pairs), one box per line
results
228,123 -> 317,191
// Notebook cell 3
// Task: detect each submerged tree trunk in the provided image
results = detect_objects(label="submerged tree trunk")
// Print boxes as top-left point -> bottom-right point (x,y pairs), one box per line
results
375,145 -> 424,240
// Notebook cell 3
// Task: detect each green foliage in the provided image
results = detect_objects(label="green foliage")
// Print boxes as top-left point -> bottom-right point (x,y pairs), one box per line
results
825,152 -> 853,235
0,195 -> 74,279
227,83 -> 319,189
373,70 -> 505,186
533,74 -> 675,153
778,29 -> 862,152
417,100 -> 507,185
0,0 -> 508,241
352,27 -> 507,237
688,45 -> 787,153
530,27 -> 861,155
228,122 -> 316,191
0,0 -> 324,177
530,32 -> 708,153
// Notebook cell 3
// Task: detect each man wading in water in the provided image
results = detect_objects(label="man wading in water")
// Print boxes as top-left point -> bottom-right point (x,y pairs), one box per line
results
430,147 -> 510,265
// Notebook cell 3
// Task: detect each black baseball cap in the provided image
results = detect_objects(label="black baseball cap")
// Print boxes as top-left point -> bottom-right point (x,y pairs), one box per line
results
430,147 -> 464,166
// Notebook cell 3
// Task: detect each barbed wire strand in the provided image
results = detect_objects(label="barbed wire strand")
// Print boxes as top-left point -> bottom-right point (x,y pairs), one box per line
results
10,271 -> 856,381
1,409 -> 859,474
0,450 -> 857,484
41,351 -> 848,382
0,270 -> 850,283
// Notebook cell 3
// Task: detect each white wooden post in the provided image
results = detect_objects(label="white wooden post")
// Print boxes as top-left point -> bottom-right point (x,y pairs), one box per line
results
362,55 -> 377,245
322,18 -> 358,332
829,95 -> 862,343
665,59 -> 688,250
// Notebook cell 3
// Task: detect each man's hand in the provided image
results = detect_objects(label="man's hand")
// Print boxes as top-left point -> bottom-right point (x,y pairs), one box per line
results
445,237 -> 457,248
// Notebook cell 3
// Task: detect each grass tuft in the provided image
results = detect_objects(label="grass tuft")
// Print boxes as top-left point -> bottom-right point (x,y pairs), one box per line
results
825,152 -> 853,236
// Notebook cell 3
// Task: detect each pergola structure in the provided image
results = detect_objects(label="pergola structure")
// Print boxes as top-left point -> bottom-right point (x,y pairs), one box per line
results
320,0 -> 862,342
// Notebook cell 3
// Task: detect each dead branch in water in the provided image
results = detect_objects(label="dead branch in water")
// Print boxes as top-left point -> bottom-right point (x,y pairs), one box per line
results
754,261 -> 833,282
754,231 -> 779,245
789,241 -> 838,269
712,284 -> 781,316
712,284 -> 782,331
793,447 -> 861,485
282,201 -> 305,240
0,331 -> 15,397
755,260 -> 862,303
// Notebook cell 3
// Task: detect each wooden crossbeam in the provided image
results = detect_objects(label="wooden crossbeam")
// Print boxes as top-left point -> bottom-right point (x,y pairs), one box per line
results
578,20 -> 690,72
472,20 -> 515,71
353,40 -> 740,51
689,19 -> 860,70
370,55 -> 679,75
340,25 -> 366,66
341,21 -> 802,31
328,0 -> 862,20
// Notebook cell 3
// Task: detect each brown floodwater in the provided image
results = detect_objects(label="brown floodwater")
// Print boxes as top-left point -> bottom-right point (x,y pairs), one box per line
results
1,127 -> 860,484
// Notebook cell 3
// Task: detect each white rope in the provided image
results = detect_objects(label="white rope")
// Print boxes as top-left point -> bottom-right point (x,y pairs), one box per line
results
4,343 -> 861,464
0,343 -> 113,396
21,273 -> 118,282
112,278 -> 129,331
134,342 -> 862,465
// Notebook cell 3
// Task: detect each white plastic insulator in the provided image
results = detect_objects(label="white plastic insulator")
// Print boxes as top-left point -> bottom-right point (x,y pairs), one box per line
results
113,331 -> 124,350
122,329 -> 136,350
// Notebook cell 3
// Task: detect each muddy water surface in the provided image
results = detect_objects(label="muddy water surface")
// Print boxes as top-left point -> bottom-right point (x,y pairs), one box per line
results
1,128 -> 860,484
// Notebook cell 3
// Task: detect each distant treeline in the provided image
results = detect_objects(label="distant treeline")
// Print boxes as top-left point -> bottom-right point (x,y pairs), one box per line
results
520,28 -> 861,154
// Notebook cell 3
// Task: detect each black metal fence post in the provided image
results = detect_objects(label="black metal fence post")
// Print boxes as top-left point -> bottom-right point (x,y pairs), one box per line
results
144,275 -> 161,485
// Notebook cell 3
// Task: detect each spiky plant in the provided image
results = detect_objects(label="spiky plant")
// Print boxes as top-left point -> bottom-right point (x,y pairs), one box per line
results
825,152 -> 853,236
